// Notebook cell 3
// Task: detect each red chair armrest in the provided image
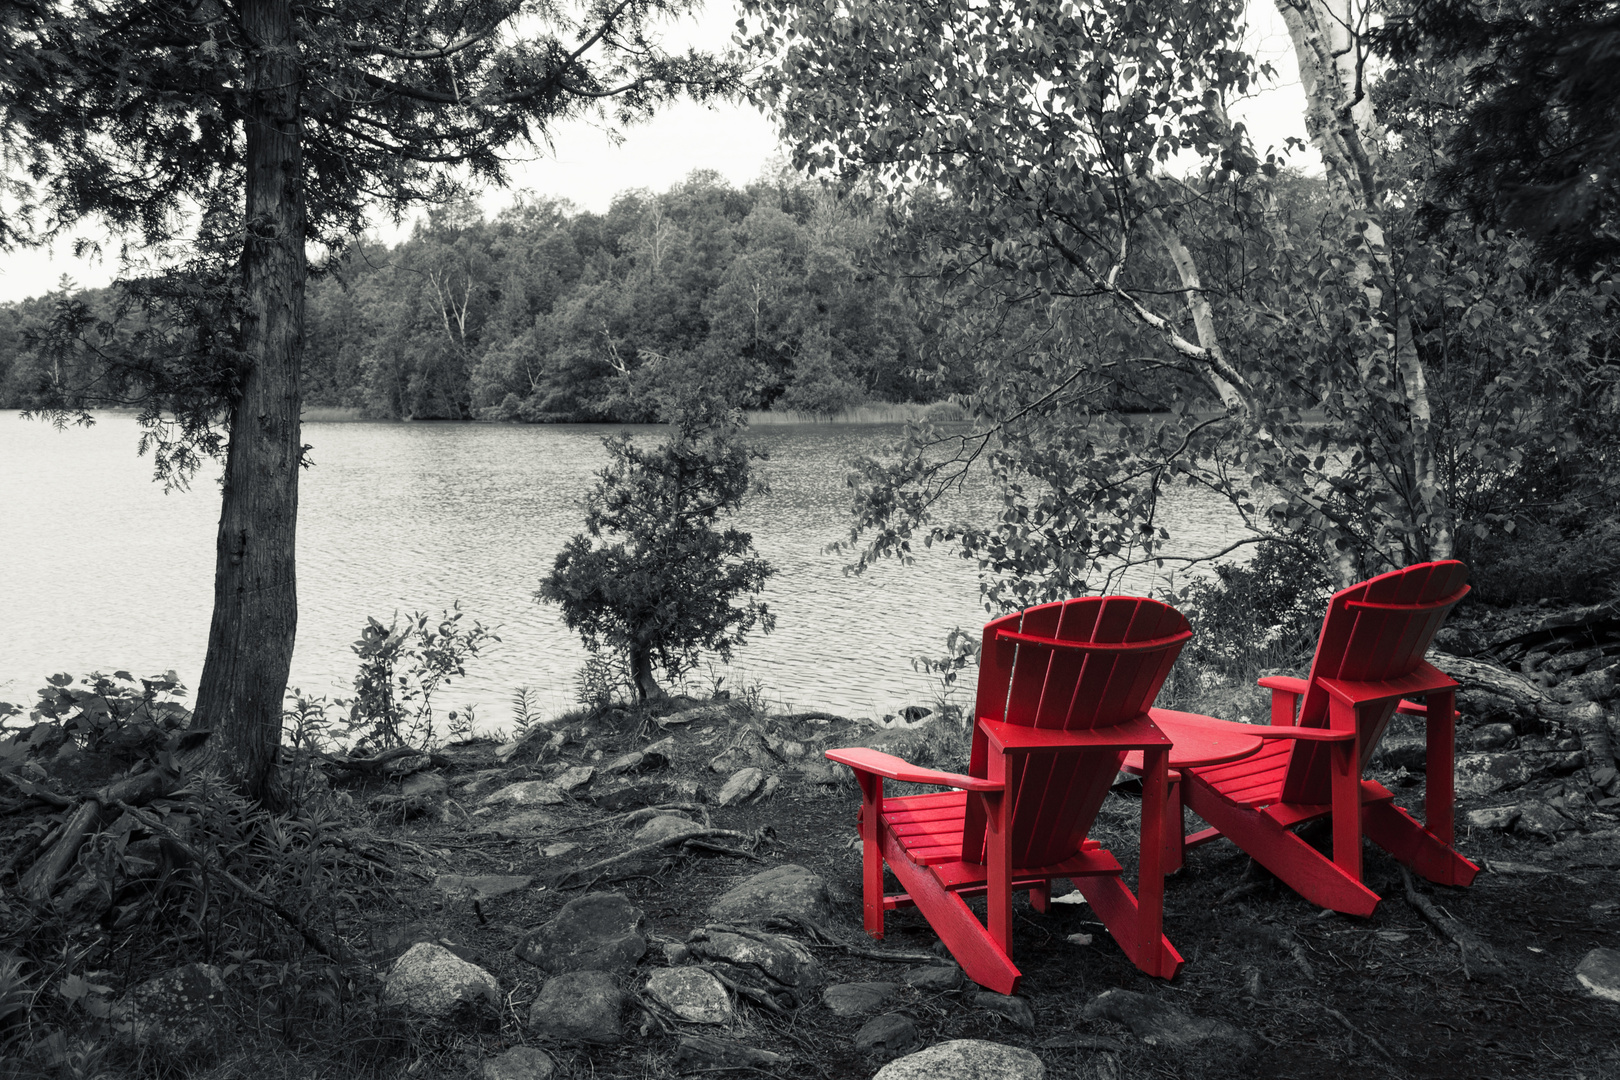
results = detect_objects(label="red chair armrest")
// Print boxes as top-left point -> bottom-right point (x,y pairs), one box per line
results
824,747 -> 1004,792
1251,727 -> 1355,743
1257,675 -> 1308,695
1395,699 -> 1428,716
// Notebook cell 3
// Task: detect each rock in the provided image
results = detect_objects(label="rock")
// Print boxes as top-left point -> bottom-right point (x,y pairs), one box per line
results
823,981 -> 900,1017
872,1040 -> 1045,1080
1547,648 -> 1607,674
687,927 -> 823,990
899,705 -> 933,721
1083,989 -> 1254,1052
383,943 -> 499,1018
634,813 -> 699,845
1515,803 -> 1576,838
969,990 -> 1035,1030
473,809 -> 558,838
1575,948 -> 1620,1003
1556,665 -> 1617,704
539,841 -> 579,858
1371,732 -> 1427,771
480,1046 -> 556,1080
759,775 -> 782,800
604,751 -> 646,775
401,771 -> 448,797
717,767 -> 765,806
796,760 -> 845,785
1465,806 -> 1522,832
1455,752 -> 1545,796
482,780 -> 564,807
1467,723 -> 1516,750
855,1013 -> 922,1058
517,892 -> 647,973
111,963 -> 229,1056
645,967 -> 732,1024
901,964 -> 961,991
435,873 -> 534,900
529,970 -> 623,1043
1544,750 -> 1588,774
553,765 -> 595,793
673,1035 -> 783,1070
708,864 -> 835,926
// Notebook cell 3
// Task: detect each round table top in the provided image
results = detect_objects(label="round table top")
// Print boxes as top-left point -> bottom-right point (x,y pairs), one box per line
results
1121,709 -> 1266,772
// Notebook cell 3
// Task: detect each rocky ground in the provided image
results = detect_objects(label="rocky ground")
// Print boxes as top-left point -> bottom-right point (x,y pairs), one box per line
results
2,599 -> 1619,1080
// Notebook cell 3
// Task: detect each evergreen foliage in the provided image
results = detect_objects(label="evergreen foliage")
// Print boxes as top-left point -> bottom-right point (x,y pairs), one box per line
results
537,407 -> 776,701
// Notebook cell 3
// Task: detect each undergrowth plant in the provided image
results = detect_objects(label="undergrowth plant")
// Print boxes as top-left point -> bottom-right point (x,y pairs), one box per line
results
347,604 -> 497,752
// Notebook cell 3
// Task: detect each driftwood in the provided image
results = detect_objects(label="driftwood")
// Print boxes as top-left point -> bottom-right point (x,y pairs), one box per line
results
16,759 -> 202,901
1400,867 -> 1505,980
321,746 -> 441,776
0,772 -> 75,809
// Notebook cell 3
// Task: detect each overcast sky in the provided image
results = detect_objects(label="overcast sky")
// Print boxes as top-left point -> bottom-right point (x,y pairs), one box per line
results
0,2 -> 1310,306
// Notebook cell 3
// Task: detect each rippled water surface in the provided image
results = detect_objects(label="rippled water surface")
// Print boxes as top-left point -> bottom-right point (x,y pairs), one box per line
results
0,415 -> 1249,727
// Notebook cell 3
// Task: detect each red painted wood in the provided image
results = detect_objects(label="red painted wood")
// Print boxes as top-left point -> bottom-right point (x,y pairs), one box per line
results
826,595 -> 1192,983
1158,562 -> 1477,916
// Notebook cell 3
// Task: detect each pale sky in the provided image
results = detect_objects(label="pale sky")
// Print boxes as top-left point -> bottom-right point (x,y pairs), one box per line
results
0,2 -> 1310,305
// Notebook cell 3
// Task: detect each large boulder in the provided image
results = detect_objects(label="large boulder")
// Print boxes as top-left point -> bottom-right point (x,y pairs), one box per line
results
872,1040 -> 1045,1080
111,963 -> 230,1057
382,943 -> 500,1018
707,864 -> 835,926
529,970 -> 624,1044
517,892 -> 647,973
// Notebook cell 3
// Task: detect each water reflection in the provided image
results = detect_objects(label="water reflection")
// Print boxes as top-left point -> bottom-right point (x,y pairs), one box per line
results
0,415 -> 1250,729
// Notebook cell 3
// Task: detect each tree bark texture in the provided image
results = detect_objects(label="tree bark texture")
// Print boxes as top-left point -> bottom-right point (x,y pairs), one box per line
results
191,0 -> 305,803
1275,0 -> 1452,561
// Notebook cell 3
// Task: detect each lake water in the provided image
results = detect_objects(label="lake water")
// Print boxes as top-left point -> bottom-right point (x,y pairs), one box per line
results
0,414 -> 1249,730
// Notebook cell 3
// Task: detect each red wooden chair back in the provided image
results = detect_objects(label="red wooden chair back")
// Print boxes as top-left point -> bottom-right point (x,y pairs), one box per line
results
1280,560 -> 1470,803
963,596 -> 1191,867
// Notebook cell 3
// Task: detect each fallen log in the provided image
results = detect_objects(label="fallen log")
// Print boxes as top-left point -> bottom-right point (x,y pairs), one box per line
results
555,826 -> 764,888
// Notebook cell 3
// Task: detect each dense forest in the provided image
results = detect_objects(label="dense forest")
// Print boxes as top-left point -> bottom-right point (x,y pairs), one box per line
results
0,172 -> 982,422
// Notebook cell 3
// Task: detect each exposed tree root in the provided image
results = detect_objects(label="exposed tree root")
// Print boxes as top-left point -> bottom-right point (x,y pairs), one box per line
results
1400,867 -> 1506,980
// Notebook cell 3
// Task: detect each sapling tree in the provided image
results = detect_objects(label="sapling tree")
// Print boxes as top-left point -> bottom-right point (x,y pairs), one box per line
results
538,410 -> 775,701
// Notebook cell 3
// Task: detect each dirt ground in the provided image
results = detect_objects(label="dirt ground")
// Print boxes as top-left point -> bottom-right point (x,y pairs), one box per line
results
329,703 -> 1620,1080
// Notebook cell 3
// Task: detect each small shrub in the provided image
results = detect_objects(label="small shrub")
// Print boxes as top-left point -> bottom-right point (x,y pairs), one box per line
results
1177,543 -> 1333,682
347,604 -> 497,751
538,409 -> 776,701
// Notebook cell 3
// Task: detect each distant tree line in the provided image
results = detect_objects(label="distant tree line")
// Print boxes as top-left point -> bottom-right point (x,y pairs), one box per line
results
1,171 -> 994,422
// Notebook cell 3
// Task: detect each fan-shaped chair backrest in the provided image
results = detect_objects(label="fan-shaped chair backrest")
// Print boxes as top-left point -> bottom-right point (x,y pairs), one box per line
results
1280,560 -> 1470,803
963,596 -> 1192,867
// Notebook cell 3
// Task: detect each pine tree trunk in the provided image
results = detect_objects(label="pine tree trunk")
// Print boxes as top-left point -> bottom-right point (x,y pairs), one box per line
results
191,0 -> 305,804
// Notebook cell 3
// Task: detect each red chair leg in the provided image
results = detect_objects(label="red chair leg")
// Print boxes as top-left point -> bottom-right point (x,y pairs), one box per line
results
1029,881 -> 1051,913
1331,700 -> 1363,887
1163,770 -> 1185,873
1424,689 -> 1456,847
1137,747 -> 1168,965
857,771 -> 886,938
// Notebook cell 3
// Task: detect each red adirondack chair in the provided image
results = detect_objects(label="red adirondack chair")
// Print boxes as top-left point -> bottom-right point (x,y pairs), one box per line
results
824,596 -> 1192,995
1140,560 -> 1478,917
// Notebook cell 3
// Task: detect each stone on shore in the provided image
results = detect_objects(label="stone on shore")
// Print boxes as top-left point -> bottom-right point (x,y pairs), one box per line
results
872,1040 -> 1045,1080
529,970 -> 624,1043
633,813 -> 700,845
1575,948 -> 1620,1003
823,981 -> 900,1017
708,864 -> 835,926
717,767 -> 765,806
517,892 -> 647,973
901,964 -> 961,991
481,780 -> 564,807
854,1013 -> 922,1058
673,1035 -> 783,1070
480,1046 -> 556,1080
111,963 -> 230,1056
969,990 -> 1035,1030
382,943 -> 499,1017
434,873 -> 534,900
645,967 -> 732,1024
